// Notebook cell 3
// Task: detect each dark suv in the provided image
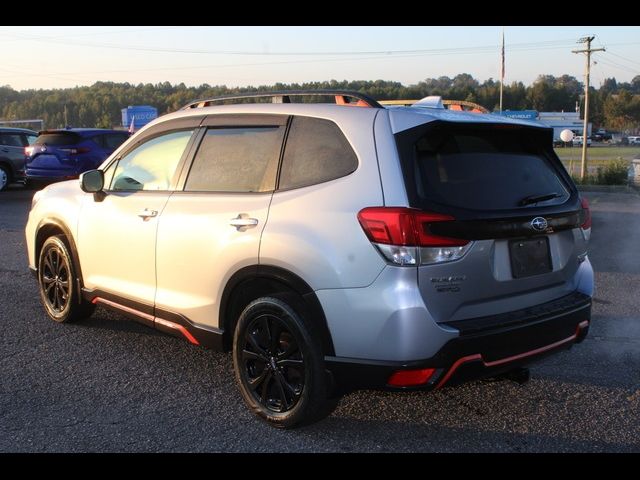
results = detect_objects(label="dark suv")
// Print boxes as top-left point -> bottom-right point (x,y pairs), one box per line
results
0,127 -> 38,191
25,128 -> 129,187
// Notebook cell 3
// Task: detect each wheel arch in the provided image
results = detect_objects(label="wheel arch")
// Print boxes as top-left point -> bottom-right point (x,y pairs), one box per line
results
220,265 -> 335,356
0,159 -> 14,180
35,218 -> 85,303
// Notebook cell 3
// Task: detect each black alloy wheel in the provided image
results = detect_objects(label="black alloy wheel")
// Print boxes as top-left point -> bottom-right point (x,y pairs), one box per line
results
41,242 -> 71,314
38,235 -> 94,323
241,312 -> 305,413
233,295 -> 338,428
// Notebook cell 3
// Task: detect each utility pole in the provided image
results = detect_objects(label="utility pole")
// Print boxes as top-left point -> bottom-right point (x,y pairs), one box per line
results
499,28 -> 505,112
573,36 -> 604,181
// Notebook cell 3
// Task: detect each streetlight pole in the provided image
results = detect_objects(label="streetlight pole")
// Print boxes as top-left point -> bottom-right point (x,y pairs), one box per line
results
573,36 -> 605,181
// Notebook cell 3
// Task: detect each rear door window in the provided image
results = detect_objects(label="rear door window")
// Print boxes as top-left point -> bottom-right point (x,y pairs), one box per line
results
396,123 -> 570,211
0,133 -> 25,147
185,126 -> 284,193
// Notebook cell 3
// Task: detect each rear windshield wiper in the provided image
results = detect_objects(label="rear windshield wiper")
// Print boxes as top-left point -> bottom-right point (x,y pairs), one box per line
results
518,192 -> 561,206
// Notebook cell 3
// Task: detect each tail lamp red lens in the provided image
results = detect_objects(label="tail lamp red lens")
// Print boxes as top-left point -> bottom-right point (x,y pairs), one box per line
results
387,368 -> 436,387
580,197 -> 591,230
357,207 -> 468,247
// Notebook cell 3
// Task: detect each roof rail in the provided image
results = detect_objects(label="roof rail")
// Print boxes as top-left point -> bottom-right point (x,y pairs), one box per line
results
181,90 -> 383,110
378,98 -> 490,114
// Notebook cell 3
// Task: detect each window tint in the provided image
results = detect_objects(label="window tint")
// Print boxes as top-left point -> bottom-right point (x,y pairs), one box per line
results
0,133 -> 24,147
185,127 -> 284,193
103,133 -> 129,151
110,130 -> 193,191
35,132 -> 80,146
25,134 -> 37,145
403,125 -> 569,211
279,116 -> 358,190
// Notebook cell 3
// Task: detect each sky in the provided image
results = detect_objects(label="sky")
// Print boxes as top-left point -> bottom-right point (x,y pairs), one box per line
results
0,26 -> 638,91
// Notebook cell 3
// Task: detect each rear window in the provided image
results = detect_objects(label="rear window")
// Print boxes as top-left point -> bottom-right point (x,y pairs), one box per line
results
396,123 -> 569,211
35,132 -> 81,146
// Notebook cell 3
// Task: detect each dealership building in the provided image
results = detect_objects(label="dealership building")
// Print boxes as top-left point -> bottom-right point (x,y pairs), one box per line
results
498,110 -> 591,140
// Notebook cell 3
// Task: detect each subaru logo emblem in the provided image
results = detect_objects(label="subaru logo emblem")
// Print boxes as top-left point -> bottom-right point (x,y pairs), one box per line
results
531,217 -> 548,231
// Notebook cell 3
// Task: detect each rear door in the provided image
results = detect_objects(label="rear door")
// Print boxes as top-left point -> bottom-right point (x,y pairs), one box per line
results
154,114 -> 288,329
0,131 -> 29,178
393,121 -> 589,323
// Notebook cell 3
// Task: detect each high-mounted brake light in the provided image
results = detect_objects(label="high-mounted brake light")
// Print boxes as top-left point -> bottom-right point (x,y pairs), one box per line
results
357,207 -> 472,266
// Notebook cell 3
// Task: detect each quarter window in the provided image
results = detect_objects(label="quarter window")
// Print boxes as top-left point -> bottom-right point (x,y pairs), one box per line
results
99,133 -> 129,151
185,127 -> 284,193
110,130 -> 193,191
278,116 -> 358,190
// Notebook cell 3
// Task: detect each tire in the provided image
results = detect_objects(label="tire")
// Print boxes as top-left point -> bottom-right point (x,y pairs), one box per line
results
232,295 -> 338,428
0,165 -> 9,192
38,235 -> 95,323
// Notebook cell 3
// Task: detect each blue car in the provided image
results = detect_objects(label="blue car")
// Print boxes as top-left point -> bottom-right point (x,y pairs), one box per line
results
25,128 -> 129,187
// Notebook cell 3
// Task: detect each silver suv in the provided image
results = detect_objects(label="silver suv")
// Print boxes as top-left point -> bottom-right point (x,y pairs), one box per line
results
25,91 -> 593,428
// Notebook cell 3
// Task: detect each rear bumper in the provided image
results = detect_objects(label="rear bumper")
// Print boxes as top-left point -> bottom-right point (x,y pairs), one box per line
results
325,292 -> 591,393
25,173 -> 79,185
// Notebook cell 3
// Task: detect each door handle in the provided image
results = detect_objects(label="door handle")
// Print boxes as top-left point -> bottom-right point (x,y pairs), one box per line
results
229,214 -> 258,231
138,208 -> 158,220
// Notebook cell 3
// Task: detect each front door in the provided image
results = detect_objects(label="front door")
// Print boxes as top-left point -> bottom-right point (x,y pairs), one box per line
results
77,129 -> 197,307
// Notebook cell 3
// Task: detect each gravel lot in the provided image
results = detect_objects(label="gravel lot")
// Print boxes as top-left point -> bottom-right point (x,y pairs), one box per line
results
0,185 -> 638,452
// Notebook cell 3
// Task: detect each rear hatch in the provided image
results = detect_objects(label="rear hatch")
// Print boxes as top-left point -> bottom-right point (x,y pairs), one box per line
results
392,121 -> 590,324
26,131 -> 85,173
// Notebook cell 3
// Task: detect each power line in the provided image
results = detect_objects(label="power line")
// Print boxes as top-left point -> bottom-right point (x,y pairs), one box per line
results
0,31 -> 579,56
595,55 -> 639,75
605,50 -> 640,68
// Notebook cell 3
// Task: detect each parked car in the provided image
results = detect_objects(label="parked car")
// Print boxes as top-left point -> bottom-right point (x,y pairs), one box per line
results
592,129 -> 612,142
628,136 -> 640,145
0,127 -> 38,191
25,91 -> 593,428
572,135 -> 591,146
24,128 -> 130,188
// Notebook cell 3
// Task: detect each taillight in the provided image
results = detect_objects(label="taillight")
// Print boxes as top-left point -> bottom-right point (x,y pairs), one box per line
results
24,146 -> 34,156
580,197 -> 591,230
357,207 -> 472,266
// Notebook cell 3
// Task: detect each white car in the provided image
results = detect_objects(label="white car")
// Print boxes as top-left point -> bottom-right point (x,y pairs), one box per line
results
573,136 -> 592,146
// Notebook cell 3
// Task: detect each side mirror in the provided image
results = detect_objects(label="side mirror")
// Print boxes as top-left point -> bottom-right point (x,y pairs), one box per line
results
80,169 -> 104,193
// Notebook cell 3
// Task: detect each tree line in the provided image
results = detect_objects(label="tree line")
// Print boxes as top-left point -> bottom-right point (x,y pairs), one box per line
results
1,74 -> 639,131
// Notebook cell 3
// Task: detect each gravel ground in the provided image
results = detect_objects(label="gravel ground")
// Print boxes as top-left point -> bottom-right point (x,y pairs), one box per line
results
0,185 -> 638,452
